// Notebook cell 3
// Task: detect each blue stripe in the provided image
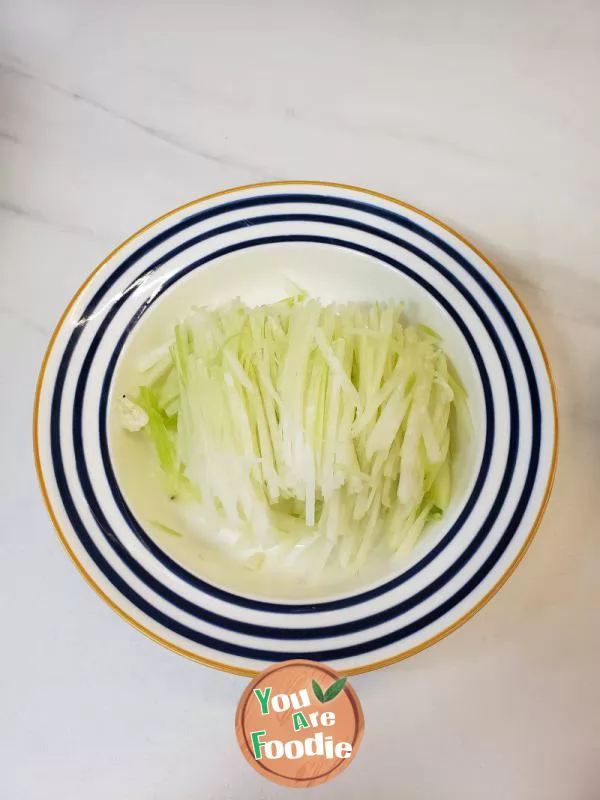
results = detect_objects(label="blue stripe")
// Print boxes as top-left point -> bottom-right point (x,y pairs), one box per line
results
63,214 -> 497,615
48,195 -> 540,657
54,233 -> 510,651
92,214 -> 498,613
58,228 -> 511,644
73,235 -> 497,640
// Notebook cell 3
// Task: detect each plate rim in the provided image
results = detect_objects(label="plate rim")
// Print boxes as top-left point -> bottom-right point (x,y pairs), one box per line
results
33,179 -> 559,676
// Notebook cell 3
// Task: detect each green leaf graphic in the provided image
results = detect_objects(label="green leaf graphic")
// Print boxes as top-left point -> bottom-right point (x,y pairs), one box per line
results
312,679 -> 325,703
323,677 -> 347,702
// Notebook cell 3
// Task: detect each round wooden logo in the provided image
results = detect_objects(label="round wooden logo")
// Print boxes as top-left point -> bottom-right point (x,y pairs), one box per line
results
235,659 -> 364,788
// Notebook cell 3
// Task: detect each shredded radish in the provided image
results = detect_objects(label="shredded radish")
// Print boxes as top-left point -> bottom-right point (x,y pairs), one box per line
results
120,293 -> 469,576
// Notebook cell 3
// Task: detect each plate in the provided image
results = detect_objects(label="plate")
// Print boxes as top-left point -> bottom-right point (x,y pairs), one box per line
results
34,181 -> 557,675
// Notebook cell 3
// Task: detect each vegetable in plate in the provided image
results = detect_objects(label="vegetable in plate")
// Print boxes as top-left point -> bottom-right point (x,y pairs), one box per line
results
118,293 -> 469,577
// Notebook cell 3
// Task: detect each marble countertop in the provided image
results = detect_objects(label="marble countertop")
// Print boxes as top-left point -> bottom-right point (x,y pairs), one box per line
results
1,1 -> 598,798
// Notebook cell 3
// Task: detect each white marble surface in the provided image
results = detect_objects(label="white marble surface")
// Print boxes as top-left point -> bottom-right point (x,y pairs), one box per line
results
1,1 -> 599,798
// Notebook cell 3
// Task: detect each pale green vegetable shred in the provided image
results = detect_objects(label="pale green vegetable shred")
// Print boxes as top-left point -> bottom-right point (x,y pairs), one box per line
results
120,294 -> 468,575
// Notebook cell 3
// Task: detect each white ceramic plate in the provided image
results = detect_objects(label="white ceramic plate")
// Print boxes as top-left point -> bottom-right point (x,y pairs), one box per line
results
34,181 -> 557,675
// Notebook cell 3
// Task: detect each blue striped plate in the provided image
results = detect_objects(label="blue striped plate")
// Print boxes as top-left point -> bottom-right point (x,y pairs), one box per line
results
34,182 -> 557,675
